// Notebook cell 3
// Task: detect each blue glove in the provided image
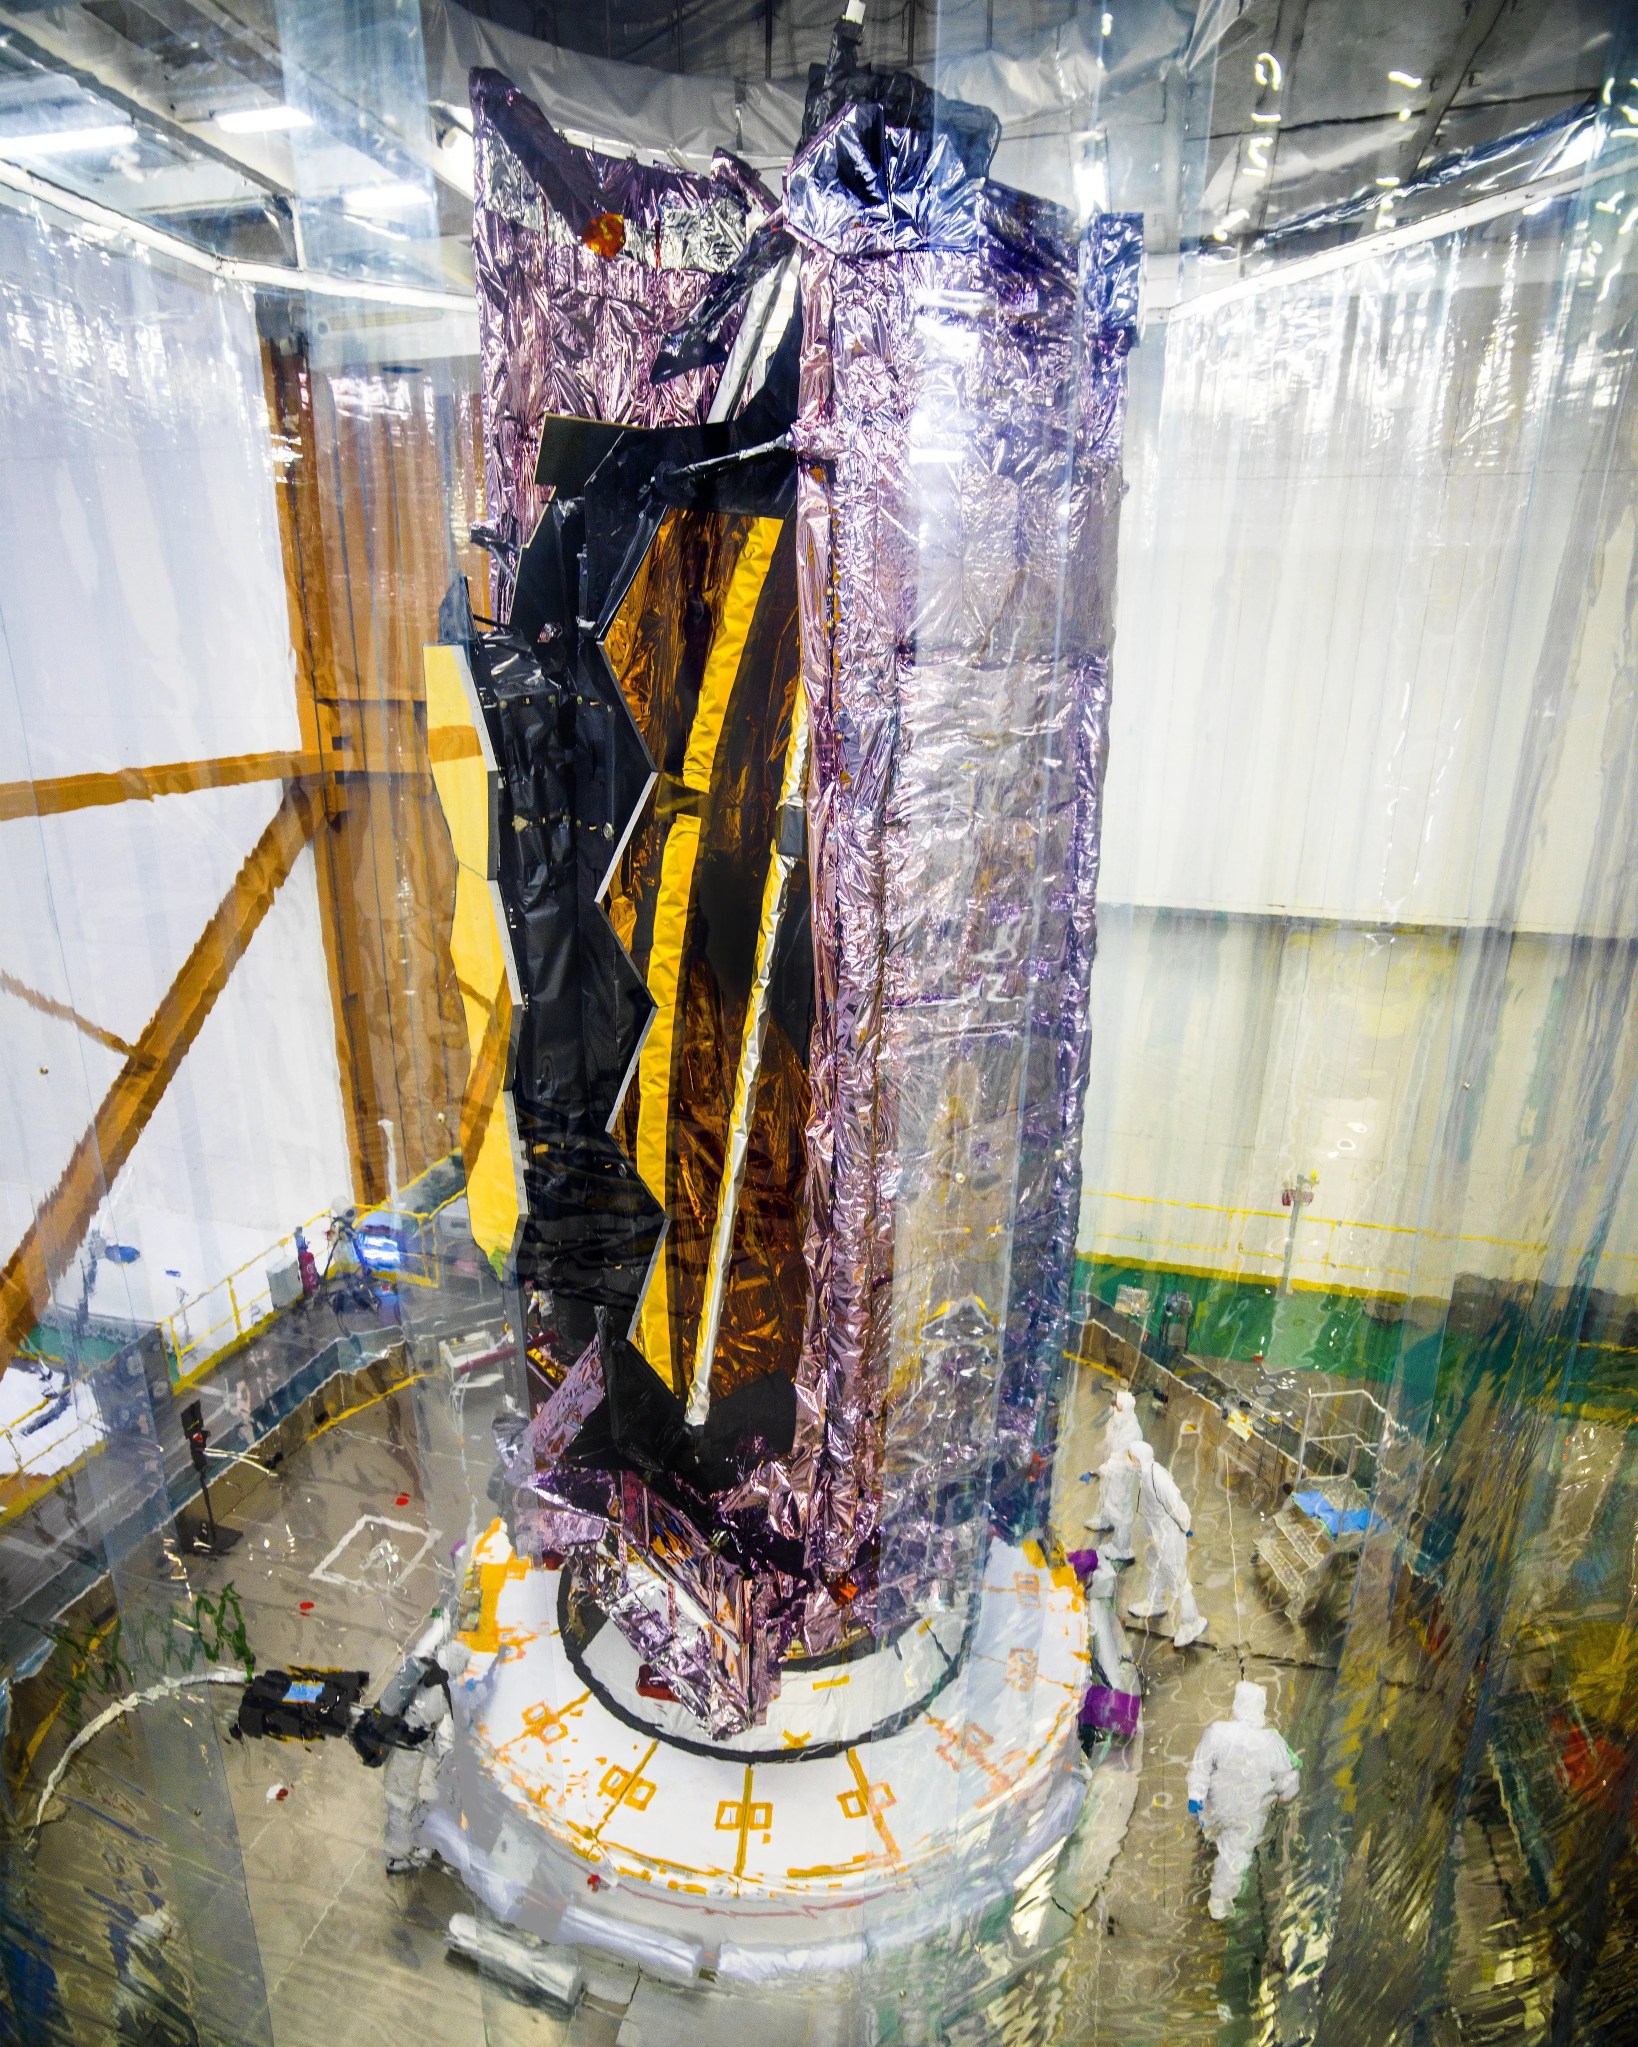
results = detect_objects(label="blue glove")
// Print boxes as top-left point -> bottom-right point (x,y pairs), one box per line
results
1185,1530 -> 1193,1539
1188,1799 -> 1202,1815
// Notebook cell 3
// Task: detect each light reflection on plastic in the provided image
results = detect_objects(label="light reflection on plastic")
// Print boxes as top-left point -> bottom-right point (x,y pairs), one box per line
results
0,124 -> 137,158
342,180 -> 430,216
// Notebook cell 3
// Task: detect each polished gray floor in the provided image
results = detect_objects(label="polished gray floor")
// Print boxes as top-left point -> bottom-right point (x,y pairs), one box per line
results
21,1353 -> 1338,2045
1051,1366 -> 1337,2046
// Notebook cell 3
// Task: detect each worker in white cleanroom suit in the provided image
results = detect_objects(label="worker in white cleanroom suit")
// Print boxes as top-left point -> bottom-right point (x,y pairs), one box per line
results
383,1639 -> 472,1872
1187,1680 -> 1301,1918
1086,1389 -> 1144,1555
1126,1440 -> 1208,1647
1077,1559 -> 1142,1747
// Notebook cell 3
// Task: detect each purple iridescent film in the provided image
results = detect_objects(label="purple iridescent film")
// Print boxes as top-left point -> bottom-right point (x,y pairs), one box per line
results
471,65 -> 753,610
787,112 -> 1140,1634
473,67 -> 1138,1728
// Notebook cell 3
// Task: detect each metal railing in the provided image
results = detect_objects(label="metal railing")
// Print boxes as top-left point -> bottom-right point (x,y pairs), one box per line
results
159,1210 -> 330,1385
160,1194 -> 458,1386
0,1370 -> 102,1490
1293,1384 -> 1393,1494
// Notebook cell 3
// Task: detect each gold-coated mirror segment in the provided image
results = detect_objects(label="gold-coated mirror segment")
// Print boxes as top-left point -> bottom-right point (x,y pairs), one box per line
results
425,643 -> 526,1281
687,697 -> 810,1426
629,517 -> 785,1388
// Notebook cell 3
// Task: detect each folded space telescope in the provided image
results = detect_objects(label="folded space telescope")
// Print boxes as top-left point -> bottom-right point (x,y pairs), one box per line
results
428,33 -> 1140,1736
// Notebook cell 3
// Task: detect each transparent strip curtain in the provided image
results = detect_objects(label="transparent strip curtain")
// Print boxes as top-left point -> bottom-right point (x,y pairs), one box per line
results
1087,76 -> 1638,2047
0,218 -> 289,2047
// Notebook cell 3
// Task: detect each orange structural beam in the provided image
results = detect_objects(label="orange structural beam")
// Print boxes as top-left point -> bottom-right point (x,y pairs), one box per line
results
0,749 -> 320,824
0,778 -> 322,1371
0,971 -> 134,1057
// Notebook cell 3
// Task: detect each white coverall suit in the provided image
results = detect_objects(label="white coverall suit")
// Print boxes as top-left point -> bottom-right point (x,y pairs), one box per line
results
1187,1680 -> 1301,1917
1087,1562 -> 1139,1693
1088,1390 -> 1143,1559
383,1667 -> 456,1870
1126,1441 -> 1207,1647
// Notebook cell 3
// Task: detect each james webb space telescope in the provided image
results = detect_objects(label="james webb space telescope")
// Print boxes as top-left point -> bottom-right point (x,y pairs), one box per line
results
426,27 -> 1140,1738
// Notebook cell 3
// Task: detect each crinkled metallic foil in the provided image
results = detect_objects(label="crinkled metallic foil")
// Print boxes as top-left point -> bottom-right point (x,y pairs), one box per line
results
473,68 -> 810,1727
525,1334 -> 606,1465
479,126 -> 545,233
470,67 -> 750,615
584,1472 -> 795,1735
784,113 -> 1141,1621
659,196 -> 749,275
474,64 -> 1138,1719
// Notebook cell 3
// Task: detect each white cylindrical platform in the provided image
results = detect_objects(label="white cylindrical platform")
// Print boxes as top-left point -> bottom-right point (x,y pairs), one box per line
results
423,1523 -> 1090,1988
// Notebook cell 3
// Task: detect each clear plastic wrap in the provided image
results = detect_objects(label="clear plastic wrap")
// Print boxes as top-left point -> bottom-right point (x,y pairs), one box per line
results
2,4 -> 1638,2044
787,123 -> 1139,1629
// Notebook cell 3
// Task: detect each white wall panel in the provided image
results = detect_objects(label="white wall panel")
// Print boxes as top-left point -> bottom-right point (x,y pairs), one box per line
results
69,841 -> 352,1331
1103,215 -> 1637,937
0,784 -> 285,1045
0,212 -> 297,783
0,209 -> 350,1346
1080,908 -> 1638,1300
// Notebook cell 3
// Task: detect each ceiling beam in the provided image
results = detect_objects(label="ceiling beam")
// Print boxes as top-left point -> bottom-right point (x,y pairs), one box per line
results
0,777 -> 322,1371
1249,0 -> 1313,236
0,9 -> 291,209
0,150 -> 474,310
1211,0 -> 1315,244
1388,0 -> 1513,189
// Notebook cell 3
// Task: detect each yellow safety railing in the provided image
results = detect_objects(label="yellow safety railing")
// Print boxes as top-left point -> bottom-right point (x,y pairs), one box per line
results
161,1190 -> 462,1387
1078,1187 -> 1638,1297
161,1208 -> 330,1384
0,1378 -> 76,1480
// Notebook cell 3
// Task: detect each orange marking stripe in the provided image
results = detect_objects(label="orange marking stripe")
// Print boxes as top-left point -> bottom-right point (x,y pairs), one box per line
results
593,1742 -> 659,1837
841,1748 -> 900,1859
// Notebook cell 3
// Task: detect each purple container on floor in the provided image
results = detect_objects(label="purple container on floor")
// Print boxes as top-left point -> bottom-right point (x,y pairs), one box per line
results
1080,1684 -> 1141,1740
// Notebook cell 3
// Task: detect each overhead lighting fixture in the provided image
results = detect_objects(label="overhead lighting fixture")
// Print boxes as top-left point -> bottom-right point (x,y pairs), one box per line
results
215,104 -> 312,135
341,180 -> 429,217
0,122 -> 136,159
1387,70 -> 1423,89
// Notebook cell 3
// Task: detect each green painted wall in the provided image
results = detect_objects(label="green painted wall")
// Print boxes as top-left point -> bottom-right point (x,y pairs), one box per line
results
1074,1254 -> 1402,1381
1073,1254 -> 1638,1415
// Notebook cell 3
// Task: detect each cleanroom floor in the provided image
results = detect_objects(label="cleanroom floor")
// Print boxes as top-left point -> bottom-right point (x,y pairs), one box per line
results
1052,1365 -> 1337,2046
22,1355 -> 1339,2046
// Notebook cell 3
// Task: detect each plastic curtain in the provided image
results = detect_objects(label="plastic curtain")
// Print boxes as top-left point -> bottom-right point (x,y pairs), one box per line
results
1064,95 -> 1638,2045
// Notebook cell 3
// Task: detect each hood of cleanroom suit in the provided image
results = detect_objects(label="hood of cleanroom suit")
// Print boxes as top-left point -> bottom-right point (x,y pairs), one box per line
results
1187,1683 -> 1301,1828
1130,1440 -> 1192,1543
1233,1680 -> 1267,1727
1105,1389 -> 1143,1457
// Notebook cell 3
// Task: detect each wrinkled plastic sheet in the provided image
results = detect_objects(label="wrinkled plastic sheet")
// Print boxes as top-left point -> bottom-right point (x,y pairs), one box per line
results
471,66 -> 756,613
782,110 -> 1140,1623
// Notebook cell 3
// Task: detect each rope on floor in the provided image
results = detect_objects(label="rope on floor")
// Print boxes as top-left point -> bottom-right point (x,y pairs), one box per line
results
28,1669 -> 244,1838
